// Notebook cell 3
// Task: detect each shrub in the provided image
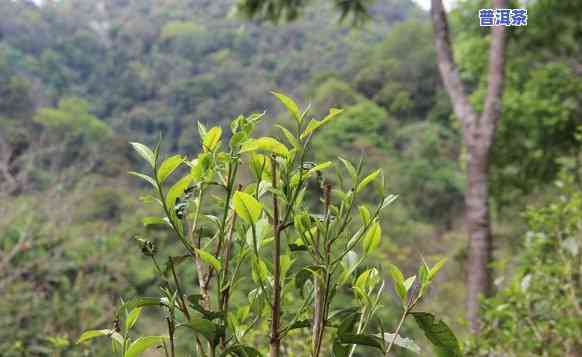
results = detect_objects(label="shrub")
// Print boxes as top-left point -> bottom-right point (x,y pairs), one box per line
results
78,92 -> 458,357
467,172 -> 582,356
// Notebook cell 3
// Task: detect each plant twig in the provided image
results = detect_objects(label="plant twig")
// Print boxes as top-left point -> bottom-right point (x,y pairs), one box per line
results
269,155 -> 282,357
385,309 -> 408,356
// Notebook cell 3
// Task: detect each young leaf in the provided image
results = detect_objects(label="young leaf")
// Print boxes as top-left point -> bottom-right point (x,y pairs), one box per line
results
271,91 -> 301,122
197,121 -> 208,140
125,307 -> 142,331
362,222 -> 381,254
387,263 -> 407,305
251,257 -> 271,283
418,264 -> 429,291
117,297 -> 162,315
77,329 -> 114,344
382,333 -> 421,353
404,276 -> 416,292
411,312 -> 462,357
157,155 -> 184,183
381,194 -> 399,209
338,157 -> 357,183
358,205 -> 370,224
129,171 -> 157,189
300,108 -> 343,139
354,268 -> 379,292
203,126 -> 222,152
124,336 -> 167,357
428,258 -> 448,281
196,248 -> 221,271
337,334 -> 384,351
165,174 -> 193,214
305,161 -> 333,177
276,124 -> 301,149
143,216 -> 167,227
356,169 -> 381,193
240,137 -> 289,157
232,191 -> 263,224
130,142 -> 155,168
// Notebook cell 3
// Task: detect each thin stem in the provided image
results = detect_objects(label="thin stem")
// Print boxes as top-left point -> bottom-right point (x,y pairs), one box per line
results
219,184 -> 241,347
167,317 -> 175,357
269,155 -> 282,357
313,182 -> 333,357
385,309 -> 408,356
169,256 -> 191,321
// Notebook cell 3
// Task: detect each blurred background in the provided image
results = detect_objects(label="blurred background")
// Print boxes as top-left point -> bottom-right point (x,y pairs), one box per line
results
0,0 -> 580,355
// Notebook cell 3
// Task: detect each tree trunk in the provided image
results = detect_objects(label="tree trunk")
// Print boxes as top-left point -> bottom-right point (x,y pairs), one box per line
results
465,146 -> 493,332
431,0 -> 506,333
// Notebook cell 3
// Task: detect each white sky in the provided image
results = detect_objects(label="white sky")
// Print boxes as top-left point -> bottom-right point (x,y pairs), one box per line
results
413,0 -> 457,11
31,0 -> 456,11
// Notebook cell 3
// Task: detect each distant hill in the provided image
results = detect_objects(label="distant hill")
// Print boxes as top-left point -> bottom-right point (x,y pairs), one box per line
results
0,0 -> 423,151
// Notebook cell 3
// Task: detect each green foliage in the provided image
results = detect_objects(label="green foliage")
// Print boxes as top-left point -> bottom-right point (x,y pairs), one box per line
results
34,97 -> 112,141
467,172 -> 582,356
160,21 -> 205,39
80,93 -> 455,356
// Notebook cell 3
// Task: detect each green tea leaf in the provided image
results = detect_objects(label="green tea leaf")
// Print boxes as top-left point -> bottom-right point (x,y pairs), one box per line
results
305,161 -> 333,177
77,329 -> 114,344
428,258 -> 447,281
381,194 -> 399,209
333,340 -> 350,357
356,169 -> 382,193
337,312 -> 360,336
128,171 -> 157,189
337,334 -> 384,351
203,126 -> 222,152
157,155 -> 184,183
165,174 -> 193,214
271,91 -> 301,122
125,307 -> 142,331
300,108 -> 343,139
143,216 -> 167,227
276,125 -> 301,149
404,276 -> 416,292
362,222 -> 381,254
130,142 -> 155,168
387,263 -> 407,305
232,191 -> 263,224
382,333 -> 421,353
124,336 -> 167,357
338,157 -> 357,183
411,312 -> 462,357
197,121 -> 208,140
189,316 -> 219,343
240,137 -> 289,157
354,268 -> 379,292
196,248 -> 221,271
358,205 -> 370,224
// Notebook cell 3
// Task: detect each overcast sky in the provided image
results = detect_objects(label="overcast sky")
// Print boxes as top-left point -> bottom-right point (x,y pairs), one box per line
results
30,0 -> 456,11
414,0 -> 456,11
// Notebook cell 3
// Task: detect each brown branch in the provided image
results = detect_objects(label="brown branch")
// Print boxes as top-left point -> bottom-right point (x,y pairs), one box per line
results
430,0 -> 477,139
481,0 -> 508,146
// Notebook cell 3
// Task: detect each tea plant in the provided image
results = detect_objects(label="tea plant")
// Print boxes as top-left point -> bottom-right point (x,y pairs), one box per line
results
78,92 -> 459,356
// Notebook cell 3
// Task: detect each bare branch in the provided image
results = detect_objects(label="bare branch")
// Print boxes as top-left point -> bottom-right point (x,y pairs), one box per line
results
481,0 -> 508,145
430,0 -> 477,137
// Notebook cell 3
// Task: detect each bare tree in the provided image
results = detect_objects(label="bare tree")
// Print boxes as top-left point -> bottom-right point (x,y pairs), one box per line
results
430,0 -> 507,333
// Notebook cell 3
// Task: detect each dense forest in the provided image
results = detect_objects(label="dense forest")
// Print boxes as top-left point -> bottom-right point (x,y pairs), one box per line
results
1,0 -> 581,356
